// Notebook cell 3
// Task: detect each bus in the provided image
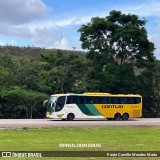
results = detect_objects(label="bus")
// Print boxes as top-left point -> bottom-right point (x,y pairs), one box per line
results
43,92 -> 142,121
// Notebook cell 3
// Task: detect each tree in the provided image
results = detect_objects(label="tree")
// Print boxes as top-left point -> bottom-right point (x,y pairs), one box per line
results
152,60 -> 160,116
136,64 -> 155,117
15,59 -> 41,91
0,54 -> 18,88
78,10 -> 155,66
1,87 -> 48,119
78,10 -> 157,117
39,50 -> 87,94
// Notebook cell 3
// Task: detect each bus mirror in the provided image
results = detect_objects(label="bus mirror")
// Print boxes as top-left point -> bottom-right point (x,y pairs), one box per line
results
51,101 -> 56,108
43,100 -> 48,107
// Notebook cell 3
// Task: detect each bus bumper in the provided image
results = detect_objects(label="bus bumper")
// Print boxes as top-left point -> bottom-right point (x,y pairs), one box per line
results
46,112 -> 65,119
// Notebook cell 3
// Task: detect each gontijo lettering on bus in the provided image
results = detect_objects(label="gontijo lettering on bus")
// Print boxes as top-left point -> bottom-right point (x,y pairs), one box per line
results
102,105 -> 123,109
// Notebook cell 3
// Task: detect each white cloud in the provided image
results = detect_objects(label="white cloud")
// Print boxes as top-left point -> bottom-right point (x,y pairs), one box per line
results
27,1 -> 160,28
24,16 -> 92,31
0,1 -> 114,50
0,0 -> 63,49
0,22 -> 62,48
0,23 -> 31,38
149,35 -> 160,59
0,0 -> 51,24
114,1 -> 160,18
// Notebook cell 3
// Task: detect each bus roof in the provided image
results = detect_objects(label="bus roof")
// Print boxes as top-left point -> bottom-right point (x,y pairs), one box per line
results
51,93 -> 83,97
83,92 -> 141,97
51,92 -> 141,97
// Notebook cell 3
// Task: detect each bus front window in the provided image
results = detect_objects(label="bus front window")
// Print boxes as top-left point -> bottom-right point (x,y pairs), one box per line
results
55,96 -> 66,112
47,96 -> 57,114
46,96 -> 66,115
49,96 -> 57,107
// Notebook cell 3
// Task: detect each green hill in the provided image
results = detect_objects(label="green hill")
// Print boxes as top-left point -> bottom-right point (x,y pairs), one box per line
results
0,45 -> 86,62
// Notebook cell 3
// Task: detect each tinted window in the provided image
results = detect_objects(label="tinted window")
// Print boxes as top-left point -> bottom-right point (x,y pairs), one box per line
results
119,97 -> 128,104
77,96 -> 87,104
86,96 -> 106,104
113,97 -> 119,104
107,97 -> 113,104
94,97 -> 103,103
101,97 -> 107,103
128,98 -> 134,104
55,96 -> 66,112
134,97 -> 141,104
66,96 -> 141,104
87,97 -> 96,104
66,96 -> 77,104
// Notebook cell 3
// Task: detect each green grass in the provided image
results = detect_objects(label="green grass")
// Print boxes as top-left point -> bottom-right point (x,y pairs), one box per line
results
0,126 -> 160,160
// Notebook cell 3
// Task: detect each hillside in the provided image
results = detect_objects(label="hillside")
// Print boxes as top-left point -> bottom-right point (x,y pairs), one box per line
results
0,45 -> 86,61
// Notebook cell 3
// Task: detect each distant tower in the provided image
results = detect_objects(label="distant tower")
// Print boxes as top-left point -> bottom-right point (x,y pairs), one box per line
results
60,31 -> 63,49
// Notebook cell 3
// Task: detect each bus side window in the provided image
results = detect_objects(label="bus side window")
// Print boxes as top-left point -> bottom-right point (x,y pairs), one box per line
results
120,97 -> 127,104
113,97 -> 118,104
77,96 -> 83,104
134,97 -> 141,104
94,97 -> 101,104
76,96 -> 87,104
102,97 -> 109,104
101,97 -> 107,104
66,96 -> 77,104
107,98 -> 112,104
57,96 -> 66,105
128,98 -> 134,104
66,96 -> 71,104
87,97 -> 95,104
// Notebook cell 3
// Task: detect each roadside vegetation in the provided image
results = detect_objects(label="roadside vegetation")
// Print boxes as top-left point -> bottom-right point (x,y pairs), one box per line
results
0,127 -> 160,160
0,10 -> 160,118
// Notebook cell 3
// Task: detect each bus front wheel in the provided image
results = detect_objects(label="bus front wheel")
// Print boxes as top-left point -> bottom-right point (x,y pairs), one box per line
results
114,113 -> 121,120
67,113 -> 75,121
122,113 -> 129,120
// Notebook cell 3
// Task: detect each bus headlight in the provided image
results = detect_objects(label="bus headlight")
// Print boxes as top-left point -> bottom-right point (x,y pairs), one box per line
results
57,114 -> 64,118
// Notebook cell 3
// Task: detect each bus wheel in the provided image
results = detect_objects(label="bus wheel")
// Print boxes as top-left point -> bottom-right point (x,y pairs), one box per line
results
122,113 -> 129,120
114,113 -> 121,120
67,113 -> 75,121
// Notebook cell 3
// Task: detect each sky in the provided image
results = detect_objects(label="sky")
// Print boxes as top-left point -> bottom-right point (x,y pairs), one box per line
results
0,0 -> 160,58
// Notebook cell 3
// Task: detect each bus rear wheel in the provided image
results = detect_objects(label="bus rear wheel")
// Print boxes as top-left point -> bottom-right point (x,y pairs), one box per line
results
114,113 -> 121,120
67,113 -> 75,121
122,113 -> 129,120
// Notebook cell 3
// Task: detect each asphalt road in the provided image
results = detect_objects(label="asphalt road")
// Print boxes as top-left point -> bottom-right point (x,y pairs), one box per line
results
0,118 -> 160,128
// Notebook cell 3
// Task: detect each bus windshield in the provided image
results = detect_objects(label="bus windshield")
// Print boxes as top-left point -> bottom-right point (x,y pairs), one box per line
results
49,96 -> 57,103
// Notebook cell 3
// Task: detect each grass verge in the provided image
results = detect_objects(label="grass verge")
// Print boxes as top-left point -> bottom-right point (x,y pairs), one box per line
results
0,126 -> 159,160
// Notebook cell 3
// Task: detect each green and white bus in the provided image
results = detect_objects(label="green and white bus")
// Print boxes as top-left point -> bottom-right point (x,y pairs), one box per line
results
44,92 -> 142,121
